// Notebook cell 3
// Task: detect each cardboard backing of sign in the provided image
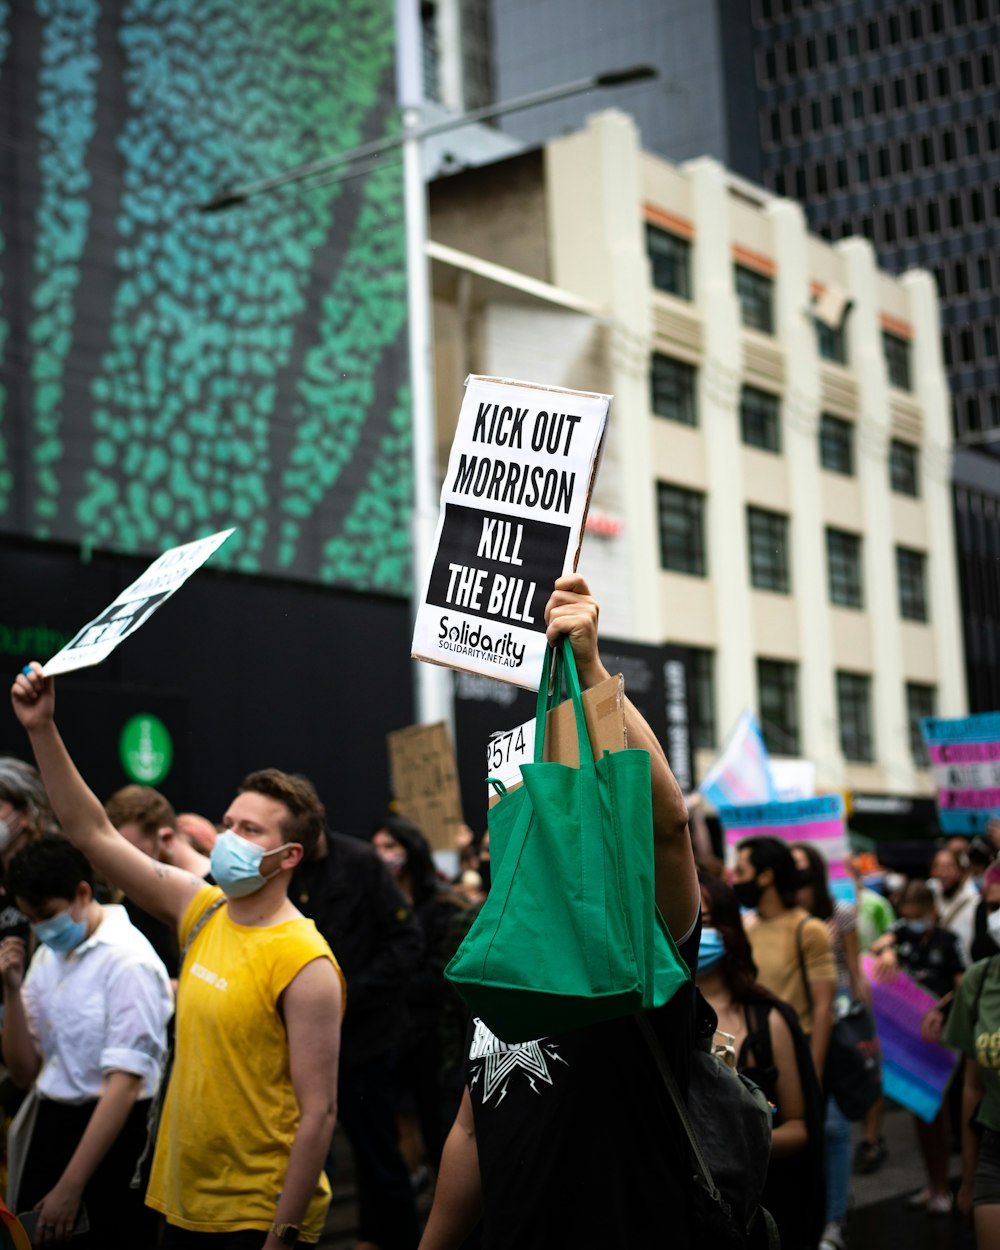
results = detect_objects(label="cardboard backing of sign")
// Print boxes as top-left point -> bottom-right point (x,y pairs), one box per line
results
387,722 -> 465,852
487,673 -> 626,807
411,375 -> 611,691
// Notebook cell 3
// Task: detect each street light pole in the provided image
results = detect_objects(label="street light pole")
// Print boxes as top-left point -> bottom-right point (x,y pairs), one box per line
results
396,0 -> 452,728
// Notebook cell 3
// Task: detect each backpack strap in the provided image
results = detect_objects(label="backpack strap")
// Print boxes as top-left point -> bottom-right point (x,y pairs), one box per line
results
740,999 -> 774,1073
634,1013 -> 724,1206
794,916 -> 815,1026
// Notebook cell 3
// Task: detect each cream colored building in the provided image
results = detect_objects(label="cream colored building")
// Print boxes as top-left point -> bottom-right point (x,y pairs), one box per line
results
429,109 -> 966,797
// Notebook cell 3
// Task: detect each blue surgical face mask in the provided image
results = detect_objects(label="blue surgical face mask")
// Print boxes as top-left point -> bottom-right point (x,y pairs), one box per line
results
32,907 -> 88,954
210,830 -> 292,899
907,919 -> 931,935
698,926 -> 726,974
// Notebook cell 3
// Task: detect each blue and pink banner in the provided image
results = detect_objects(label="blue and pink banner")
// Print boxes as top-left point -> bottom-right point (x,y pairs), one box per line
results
718,793 -> 849,880
699,710 -> 777,810
862,955 -> 960,1123
921,712 -> 1000,835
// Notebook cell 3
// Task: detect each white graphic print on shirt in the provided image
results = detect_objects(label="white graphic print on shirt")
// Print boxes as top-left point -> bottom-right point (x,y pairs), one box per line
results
468,1017 -> 567,1106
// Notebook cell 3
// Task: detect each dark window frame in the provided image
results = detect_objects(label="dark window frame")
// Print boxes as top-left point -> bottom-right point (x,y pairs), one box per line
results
896,546 -> 929,621
837,671 -> 874,762
656,482 -> 706,576
735,264 -> 775,335
651,353 -> 698,426
889,438 -> 920,496
906,682 -> 936,768
757,659 -> 801,755
740,385 -> 782,453
747,506 -> 791,593
647,224 -> 693,300
827,528 -> 864,608
819,413 -> 854,474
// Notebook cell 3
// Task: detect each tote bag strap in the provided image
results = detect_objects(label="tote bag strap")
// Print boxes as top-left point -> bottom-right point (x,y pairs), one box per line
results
533,637 -> 597,777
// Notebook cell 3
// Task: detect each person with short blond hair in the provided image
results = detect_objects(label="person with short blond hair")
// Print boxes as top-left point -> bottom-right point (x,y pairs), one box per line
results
11,668 -> 344,1250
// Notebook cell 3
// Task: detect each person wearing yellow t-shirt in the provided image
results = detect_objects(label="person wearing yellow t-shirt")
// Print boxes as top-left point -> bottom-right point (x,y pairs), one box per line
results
11,663 -> 344,1250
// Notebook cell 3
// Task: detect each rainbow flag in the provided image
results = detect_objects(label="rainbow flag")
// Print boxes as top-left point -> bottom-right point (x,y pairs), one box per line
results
921,711 -> 1000,835
718,793 -> 849,879
862,956 -> 960,1123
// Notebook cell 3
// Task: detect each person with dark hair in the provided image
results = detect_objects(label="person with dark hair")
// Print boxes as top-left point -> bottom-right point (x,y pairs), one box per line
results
697,873 -> 823,1250
871,880 -> 964,1215
292,813 -> 424,1250
734,835 -> 837,1080
370,815 -> 469,1174
0,835 -> 172,1248
10,666 -> 345,1250
791,843 -> 865,1250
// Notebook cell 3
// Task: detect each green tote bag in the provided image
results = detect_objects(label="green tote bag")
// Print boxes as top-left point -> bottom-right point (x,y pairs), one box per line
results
445,638 -> 690,1043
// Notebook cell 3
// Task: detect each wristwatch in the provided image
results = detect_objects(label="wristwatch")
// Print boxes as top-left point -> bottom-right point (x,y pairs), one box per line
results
270,1223 -> 300,1246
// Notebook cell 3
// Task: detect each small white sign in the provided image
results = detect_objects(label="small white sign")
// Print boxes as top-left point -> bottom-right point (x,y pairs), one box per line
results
485,720 -> 536,795
411,375 -> 610,689
43,529 -> 235,676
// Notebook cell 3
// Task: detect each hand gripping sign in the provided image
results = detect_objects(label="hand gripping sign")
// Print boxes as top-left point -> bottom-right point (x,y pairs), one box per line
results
411,375 -> 610,690
42,529 -> 235,677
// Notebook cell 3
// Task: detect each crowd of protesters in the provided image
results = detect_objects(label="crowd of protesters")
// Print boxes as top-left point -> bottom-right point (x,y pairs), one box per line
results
1,581 -> 1000,1249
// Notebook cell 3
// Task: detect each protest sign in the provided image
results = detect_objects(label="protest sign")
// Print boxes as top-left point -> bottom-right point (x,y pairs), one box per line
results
485,673 -> 625,806
862,955 -> 960,1123
42,529 -> 235,677
718,794 -> 849,879
387,722 -> 465,852
698,709 -> 777,810
921,711 -> 1000,835
411,375 -> 611,689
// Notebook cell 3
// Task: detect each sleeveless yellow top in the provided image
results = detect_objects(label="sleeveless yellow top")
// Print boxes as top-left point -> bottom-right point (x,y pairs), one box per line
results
146,886 -> 344,1240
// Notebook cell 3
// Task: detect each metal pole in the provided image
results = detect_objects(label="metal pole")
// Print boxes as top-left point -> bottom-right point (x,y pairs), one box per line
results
396,0 -> 453,729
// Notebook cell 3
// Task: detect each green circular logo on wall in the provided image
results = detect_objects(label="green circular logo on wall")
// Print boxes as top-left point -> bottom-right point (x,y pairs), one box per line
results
119,714 -> 174,785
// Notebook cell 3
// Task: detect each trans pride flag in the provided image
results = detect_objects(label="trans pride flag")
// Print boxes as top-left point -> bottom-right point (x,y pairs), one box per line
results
862,956 -> 960,1123
921,711 -> 1000,835
718,793 -> 849,880
699,710 -> 777,810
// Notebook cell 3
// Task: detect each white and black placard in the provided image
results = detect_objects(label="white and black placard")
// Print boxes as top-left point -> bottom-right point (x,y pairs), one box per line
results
412,375 -> 610,688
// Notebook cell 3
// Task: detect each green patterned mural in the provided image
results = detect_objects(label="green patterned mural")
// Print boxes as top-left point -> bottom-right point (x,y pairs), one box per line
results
0,0 -> 411,593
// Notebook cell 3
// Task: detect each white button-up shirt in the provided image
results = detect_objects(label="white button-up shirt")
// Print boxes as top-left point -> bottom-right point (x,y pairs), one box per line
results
22,903 -> 173,1103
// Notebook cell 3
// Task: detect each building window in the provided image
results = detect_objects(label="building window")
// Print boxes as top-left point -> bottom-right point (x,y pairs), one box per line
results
647,225 -> 692,299
889,438 -> 920,495
837,671 -> 874,762
827,528 -> 863,608
906,682 -> 936,767
831,95 -> 844,125
740,385 -> 781,452
896,547 -> 929,621
656,483 -> 706,575
735,264 -> 774,334
757,659 -> 800,755
747,507 -> 791,593
651,354 -> 697,426
816,318 -> 847,363
819,413 -> 854,474
689,649 -> 716,751
883,331 -> 912,390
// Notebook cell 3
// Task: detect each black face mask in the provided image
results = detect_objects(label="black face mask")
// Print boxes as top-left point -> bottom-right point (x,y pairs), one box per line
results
732,878 -> 762,909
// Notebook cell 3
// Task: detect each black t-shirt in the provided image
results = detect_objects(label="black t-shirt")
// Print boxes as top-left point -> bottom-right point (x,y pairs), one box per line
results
891,920 -> 964,1000
466,925 -> 699,1250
